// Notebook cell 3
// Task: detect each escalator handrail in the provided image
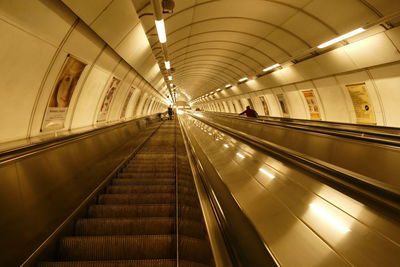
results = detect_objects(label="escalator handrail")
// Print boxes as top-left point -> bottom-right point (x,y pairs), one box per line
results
0,115 -> 158,164
199,111 -> 400,146
210,111 -> 400,133
178,116 -> 236,267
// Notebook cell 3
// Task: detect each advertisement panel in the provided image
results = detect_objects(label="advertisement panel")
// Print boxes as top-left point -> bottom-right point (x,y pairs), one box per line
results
276,93 -> 290,117
259,96 -> 269,115
42,55 -> 86,131
97,77 -> 121,122
346,83 -> 376,124
302,90 -> 321,120
120,88 -> 134,119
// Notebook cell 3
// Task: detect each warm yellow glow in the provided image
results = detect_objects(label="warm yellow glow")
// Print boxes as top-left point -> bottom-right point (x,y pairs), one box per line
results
165,61 -> 171,69
194,113 -> 204,118
259,168 -> 275,179
239,77 -> 248,82
155,19 -> 167,43
177,110 -> 184,115
236,152 -> 245,159
318,28 -> 365,48
263,63 -> 280,72
168,76 -> 172,80
170,83 -> 173,87
224,144 -> 229,148
225,84 -> 232,88
216,88 -> 222,92
310,203 -> 350,233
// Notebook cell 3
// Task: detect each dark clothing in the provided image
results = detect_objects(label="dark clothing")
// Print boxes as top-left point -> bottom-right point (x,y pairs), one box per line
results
167,107 -> 173,120
240,108 -> 258,118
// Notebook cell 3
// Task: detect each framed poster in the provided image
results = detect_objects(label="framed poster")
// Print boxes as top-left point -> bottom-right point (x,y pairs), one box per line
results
97,77 -> 121,122
302,90 -> 321,120
232,102 -> 238,113
276,93 -> 290,117
346,83 -> 376,124
259,96 -> 269,115
247,98 -> 254,108
42,55 -> 86,131
120,88 -> 134,119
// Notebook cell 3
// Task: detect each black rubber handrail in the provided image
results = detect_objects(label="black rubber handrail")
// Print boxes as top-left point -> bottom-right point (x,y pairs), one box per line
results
212,111 -> 400,134
0,115 -> 158,164
201,112 -> 400,146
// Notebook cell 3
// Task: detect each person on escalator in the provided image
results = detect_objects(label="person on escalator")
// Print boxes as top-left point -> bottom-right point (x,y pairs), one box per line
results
239,106 -> 258,118
167,106 -> 174,120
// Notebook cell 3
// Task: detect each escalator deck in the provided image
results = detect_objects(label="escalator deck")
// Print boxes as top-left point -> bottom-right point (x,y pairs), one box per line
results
39,121 -> 213,267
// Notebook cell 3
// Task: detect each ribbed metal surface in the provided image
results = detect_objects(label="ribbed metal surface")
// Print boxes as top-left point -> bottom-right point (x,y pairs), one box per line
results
39,121 -> 213,266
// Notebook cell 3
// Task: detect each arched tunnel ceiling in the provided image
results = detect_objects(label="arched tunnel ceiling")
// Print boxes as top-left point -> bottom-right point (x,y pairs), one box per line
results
133,0 -> 400,101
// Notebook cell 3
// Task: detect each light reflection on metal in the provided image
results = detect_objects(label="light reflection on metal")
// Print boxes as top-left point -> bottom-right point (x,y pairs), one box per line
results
236,152 -> 245,159
309,203 -> 350,233
259,168 -> 275,179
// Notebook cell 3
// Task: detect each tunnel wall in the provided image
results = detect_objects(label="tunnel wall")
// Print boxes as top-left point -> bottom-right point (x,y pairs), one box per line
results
0,0 -> 166,145
196,26 -> 400,127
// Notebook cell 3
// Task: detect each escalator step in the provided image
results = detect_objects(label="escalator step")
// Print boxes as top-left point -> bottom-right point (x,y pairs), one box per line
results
98,194 -> 175,205
179,237 -> 213,264
58,235 -> 175,261
118,172 -> 175,178
75,218 -> 206,239
122,166 -> 175,172
106,185 -> 175,194
75,218 -> 175,236
87,205 -> 203,220
39,259 -> 211,267
87,205 -> 175,218
111,178 -> 175,186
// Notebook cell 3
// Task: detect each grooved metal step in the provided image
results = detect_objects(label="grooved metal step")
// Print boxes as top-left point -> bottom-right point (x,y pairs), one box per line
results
39,122 -> 212,266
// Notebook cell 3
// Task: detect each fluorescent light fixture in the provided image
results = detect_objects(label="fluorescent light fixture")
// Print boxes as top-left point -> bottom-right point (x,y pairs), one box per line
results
236,152 -> 245,159
168,76 -> 172,80
310,203 -> 350,233
208,133 -> 212,135
318,28 -> 365,49
225,84 -> 232,88
259,168 -> 275,179
216,88 -> 222,92
210,91 -> 214,94
239,77 -> 248,82
263,63 -> 280,72
155,19 -> 167,43
165,61 -> 171,69
194,113 -> 204,118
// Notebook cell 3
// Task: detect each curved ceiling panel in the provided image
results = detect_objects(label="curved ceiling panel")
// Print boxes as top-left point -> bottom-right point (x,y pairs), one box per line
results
133,0 -> 400,100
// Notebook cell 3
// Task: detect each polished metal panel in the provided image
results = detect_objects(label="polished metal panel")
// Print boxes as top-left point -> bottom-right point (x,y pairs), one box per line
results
197,112 -> 400,194
0,116 -> 160,266
180,113 -> 400,266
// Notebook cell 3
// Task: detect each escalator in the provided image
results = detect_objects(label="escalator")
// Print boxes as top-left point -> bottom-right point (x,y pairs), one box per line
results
39,120 -> 213,266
